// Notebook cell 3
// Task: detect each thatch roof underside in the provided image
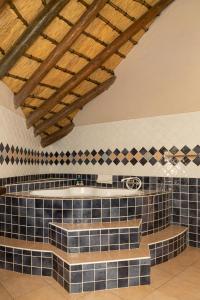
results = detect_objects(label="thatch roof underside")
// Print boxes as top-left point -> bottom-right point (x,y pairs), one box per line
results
0,0 -> 174,147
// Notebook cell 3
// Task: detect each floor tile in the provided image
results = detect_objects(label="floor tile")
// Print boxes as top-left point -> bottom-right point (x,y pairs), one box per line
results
1,274 -> 49,298
0,283 -> 13,300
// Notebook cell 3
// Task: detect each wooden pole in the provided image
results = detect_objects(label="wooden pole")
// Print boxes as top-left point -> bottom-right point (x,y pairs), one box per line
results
14,0 -> 108,108
34,76 -> 116,136
0,0 -> 70,78
41,122 -> 74,147
27,0 -> 174,128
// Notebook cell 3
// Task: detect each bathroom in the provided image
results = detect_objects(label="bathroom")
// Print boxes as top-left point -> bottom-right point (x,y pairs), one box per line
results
0,0 -> 200,299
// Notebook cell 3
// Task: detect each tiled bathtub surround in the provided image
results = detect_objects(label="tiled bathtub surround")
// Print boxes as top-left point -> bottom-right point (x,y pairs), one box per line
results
55,258 -> 151,293
0,245 -> 52,276
0,192 -> 170,243
0,237 -> 151,293
1,143 -> 200,167
142,226 -> 188,266
49,221 -> 141,253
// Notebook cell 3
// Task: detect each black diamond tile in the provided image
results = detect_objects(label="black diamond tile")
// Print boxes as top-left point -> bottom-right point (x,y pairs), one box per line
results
130,148 -> 137,156
159,158 -> 167,165
139,147 -> 147,155
122,148 -> 128,155
78,150 -> 83,156
193,145 -> 200,154
113,158 -> 120,165
106,149 -> 112,156
106,158 -> 112,165
122,158 -> 129,165
149,157 -> 157,166
98,149 -> 104,156
84,150 -> 90,156
193,157 -> 200,166
181,156 -> 191,166
91,159 -> 97,165
66,151 -> 70,157
0,143 -> 4,152
85,159 -> 90,165
159,147 -> 168,155
170,157 -> 179,166
78,159 -> 83,165
11,145 -> 15,153
5,156 -> 9,164
149,147 -> 157,155
169,146 -> 179,155
0,155 -> 4,165
181,145 -> 191,155
140,158 -> 147,165
113,149 -> 120,156
5,144 -> 10,153
72,151 -> 77,157
99,158 -> 104,165
130,158 -> 137,165
91,150 -> 97,156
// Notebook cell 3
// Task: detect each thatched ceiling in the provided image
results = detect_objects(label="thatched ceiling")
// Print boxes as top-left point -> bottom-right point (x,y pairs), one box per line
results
0,0 -> 174,147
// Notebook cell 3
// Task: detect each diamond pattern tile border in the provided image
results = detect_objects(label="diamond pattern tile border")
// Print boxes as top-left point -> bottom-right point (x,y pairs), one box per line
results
0,143 -> 200,166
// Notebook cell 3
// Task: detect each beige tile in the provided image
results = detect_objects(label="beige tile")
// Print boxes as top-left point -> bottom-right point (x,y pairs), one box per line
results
152,259 -> 186,275
0,269 -> 23,283
150,268 -> 174,289
15,285 -> 68,300
158,278 -> 200,300
80,290 -> 122,300
111,285 -> 154,300
175,266 -> 200,285
0,283 -> 12,300
1,274 -> 48,298
143,290 -> 178,300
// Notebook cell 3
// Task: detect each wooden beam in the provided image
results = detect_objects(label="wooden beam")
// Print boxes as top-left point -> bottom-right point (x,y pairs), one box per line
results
34,76 -> 116,136
41,122 -> 74,147
14,0 -> 108,108
0,0 -> 70,78
0,0 -> 7,10
27,0 -> 174,128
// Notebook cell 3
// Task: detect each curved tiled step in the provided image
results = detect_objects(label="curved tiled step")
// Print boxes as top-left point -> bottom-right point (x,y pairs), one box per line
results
0,236 -> 150,293
141,225 -> 188,266
49,219 -> 141,253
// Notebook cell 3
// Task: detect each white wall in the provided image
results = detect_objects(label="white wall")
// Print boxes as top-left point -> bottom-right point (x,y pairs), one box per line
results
74,0 -> 200,125
0,82 -> 42,178
48,111 -> 200,178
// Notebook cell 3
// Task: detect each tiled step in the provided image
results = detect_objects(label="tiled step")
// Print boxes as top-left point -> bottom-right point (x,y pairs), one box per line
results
141,225 -> 188,266
49,219 -> 141,253
0,236 -> 150,293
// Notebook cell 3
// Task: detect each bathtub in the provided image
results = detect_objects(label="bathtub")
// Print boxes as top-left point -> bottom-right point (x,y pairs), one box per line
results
30,186 -> 145,198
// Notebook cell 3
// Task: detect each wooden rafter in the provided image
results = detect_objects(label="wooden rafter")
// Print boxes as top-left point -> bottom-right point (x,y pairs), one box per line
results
0,0 -> 7,10
34,76 -> 116,136
41,122 -> 74,148
26,0 -> 174,129
0,0 -> 70,78
14,0 -> 108,108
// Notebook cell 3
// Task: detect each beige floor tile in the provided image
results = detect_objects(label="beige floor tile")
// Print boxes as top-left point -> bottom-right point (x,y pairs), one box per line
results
80,290 -> 122,300
1,274 -> 49,298
15,285 -> 68,300
174,266 -> 200,286
158,278 -> 200,300
0,283 -> 13,300
0,269 -> 23,283
111,285 -> 155,300
152,259 -> 186,275
143,290 -> 178,300
150,268 -> 174,289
